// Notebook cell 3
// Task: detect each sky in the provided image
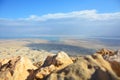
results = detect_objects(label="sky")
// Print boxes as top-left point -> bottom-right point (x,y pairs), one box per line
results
0,0 -> 120,38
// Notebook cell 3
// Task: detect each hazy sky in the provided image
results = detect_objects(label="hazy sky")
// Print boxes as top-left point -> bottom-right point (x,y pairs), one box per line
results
0,0 -> 120,38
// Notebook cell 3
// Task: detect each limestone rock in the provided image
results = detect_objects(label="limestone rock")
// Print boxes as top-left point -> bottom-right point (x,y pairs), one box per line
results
96,48 -> 120,62
105,50 -> 120,62
109,61 -> 120,77
96,48 -> 114,56
47,54 -> 120,80
35,51 -> 73,79
0,48 -> 120,80
0,56 -> 37,80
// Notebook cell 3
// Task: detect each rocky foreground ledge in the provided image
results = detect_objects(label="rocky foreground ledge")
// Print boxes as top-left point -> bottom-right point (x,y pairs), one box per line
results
0,49 -> 120,80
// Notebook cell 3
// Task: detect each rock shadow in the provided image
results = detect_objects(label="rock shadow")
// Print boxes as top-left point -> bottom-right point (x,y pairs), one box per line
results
25,43 -> 96,55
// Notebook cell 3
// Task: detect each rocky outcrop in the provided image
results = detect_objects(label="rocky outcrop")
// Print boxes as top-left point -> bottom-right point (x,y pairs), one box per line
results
0,51 -> 73,80
0,56 -> 37,80
96,49 -> 120,62
47,53 -> 120,80
96,49 -> 120,78
35,51 -> 73,79
106,50 -> 120,62
0,49 -> 120,80
109,61 -> 120,77
96,48 -> 115,56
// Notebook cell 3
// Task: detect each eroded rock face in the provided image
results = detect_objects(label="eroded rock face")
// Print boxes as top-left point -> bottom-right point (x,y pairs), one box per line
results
47,54 -> 120,80
0,56 -> 37,80
96,48 -> 115,56
109,61 -> 120,77
35,51 -> 73,79
106,50 -> 120,62
0,49 -> 120,80
96,49 -> 120,78
96,48 -> 120,62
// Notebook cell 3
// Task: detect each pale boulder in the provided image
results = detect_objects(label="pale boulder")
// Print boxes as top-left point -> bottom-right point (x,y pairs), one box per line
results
0,56 -> 37,80
35,51 -> 73,79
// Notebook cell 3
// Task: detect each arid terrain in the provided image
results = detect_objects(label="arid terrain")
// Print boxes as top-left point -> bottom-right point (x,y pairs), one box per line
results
0,38 -> 119,56
0,39 -> 120,80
